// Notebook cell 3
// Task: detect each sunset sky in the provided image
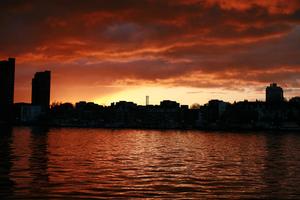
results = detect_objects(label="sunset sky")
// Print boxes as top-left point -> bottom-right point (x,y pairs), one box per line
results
1,0 -> 300,106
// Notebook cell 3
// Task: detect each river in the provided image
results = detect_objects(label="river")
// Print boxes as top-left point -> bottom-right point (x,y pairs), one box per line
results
0,127 -> 300,199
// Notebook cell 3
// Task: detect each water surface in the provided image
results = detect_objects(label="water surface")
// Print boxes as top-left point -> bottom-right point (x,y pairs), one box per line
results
1,127 -> 300,199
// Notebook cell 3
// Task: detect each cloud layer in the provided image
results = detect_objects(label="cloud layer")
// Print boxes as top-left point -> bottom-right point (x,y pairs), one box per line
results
1,0 -> 300,103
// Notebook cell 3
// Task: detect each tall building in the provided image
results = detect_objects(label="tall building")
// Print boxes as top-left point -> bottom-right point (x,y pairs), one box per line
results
146,96 -> 149,106
32,71 -> 51,110
266,83 -> 284,103
0,58 -> 15,122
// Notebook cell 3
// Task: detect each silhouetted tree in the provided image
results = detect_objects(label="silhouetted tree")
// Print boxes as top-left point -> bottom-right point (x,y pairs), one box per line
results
190,103 -> 200,109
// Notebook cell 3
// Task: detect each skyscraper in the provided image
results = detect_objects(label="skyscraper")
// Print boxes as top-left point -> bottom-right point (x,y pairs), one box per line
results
0,58 -> 15,122
266,83 -> 284,103
32,71 -> 51,110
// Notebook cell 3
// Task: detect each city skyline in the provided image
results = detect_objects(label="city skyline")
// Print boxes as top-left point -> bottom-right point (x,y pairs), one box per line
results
0,57 -> 298,108
1,58 -> 299,106
1,0 -> 300,105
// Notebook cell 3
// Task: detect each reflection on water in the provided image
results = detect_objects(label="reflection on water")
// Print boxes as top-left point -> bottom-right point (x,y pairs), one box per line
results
1,127 -> 300,199
29,127 -> 50,198
0,127 -> 15,199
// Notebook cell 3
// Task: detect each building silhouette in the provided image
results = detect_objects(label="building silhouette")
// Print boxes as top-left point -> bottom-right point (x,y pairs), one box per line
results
32,71 -> 51,110
146,96 -> 149,106
0,58 -> 15,122
266,83 -> 284,103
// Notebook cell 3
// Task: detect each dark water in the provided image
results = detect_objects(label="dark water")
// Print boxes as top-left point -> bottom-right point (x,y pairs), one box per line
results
1,127 -> 300,199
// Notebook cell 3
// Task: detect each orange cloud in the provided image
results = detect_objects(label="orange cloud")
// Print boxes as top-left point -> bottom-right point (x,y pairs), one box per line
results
0,0 -> 299,104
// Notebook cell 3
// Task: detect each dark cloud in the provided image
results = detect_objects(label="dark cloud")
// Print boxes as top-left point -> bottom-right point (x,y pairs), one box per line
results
0,0 -> 300,102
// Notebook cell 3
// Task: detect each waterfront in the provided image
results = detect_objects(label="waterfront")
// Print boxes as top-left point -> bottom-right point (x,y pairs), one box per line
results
1,127 -> 300,199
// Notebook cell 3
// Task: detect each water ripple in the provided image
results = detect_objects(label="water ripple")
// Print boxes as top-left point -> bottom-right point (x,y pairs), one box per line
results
0,127 -> 300,199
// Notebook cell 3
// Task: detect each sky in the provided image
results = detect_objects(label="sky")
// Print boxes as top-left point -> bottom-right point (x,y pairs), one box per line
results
1,0 -> 300,106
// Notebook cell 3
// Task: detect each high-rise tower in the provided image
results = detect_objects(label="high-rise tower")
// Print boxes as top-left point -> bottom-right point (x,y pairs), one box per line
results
0,58 -> 15,122
32,71 -> 51,110
146,96 -> 149,106
266,83 -> 284,103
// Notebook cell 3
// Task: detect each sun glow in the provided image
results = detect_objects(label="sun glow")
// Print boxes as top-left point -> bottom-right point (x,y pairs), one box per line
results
93,85 -> 265,106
